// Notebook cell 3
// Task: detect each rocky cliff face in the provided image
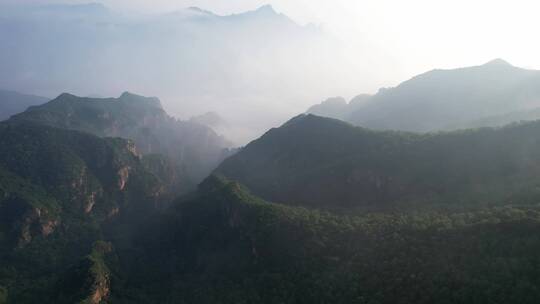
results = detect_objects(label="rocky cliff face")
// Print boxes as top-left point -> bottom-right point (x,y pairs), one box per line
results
14,206 -> 59,247
55,241 -> 113,304
0,122 -> 170,249
117,167 -> 130,191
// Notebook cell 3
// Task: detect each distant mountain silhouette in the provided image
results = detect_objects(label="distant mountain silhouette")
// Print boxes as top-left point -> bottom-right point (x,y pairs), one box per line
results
308,60 -> 540,131
307,95 -> 371,121
0,90 -> 48,121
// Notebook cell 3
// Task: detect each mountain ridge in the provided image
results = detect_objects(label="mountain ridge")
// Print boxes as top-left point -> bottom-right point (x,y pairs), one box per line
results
11,92 -> 233,189
308,59 -> 540,132
216,113 -> 540,210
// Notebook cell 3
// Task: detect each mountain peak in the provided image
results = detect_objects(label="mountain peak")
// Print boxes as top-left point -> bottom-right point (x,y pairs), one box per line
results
257,4 -> 276,12
483,58 -> 512,67
253,4 -> 278,15
119,91 -> 141,99
56,92 -> 78,100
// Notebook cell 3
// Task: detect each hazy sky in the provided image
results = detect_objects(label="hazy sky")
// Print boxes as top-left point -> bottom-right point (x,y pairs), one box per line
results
28,0 -> 540,75
4,0 -> 540,143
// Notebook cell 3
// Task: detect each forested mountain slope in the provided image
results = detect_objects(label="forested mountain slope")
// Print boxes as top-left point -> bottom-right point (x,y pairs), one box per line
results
217,114 -> 540,210
0,121 -> 173,303
104,175 -> 540,303
11,92 -> 233,187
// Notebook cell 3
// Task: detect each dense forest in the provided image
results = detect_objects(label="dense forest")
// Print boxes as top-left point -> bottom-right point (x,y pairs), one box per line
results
96,175 -> 540,304
5,169 -> 540,303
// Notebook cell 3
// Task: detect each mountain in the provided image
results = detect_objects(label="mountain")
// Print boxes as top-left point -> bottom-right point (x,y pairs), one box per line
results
3,118 -> 540,303
308,60 -> 540,132
0,90 -> 48,121
216,114 -> 540,210
10,92 -> 233,187
0,121 -> 173,302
